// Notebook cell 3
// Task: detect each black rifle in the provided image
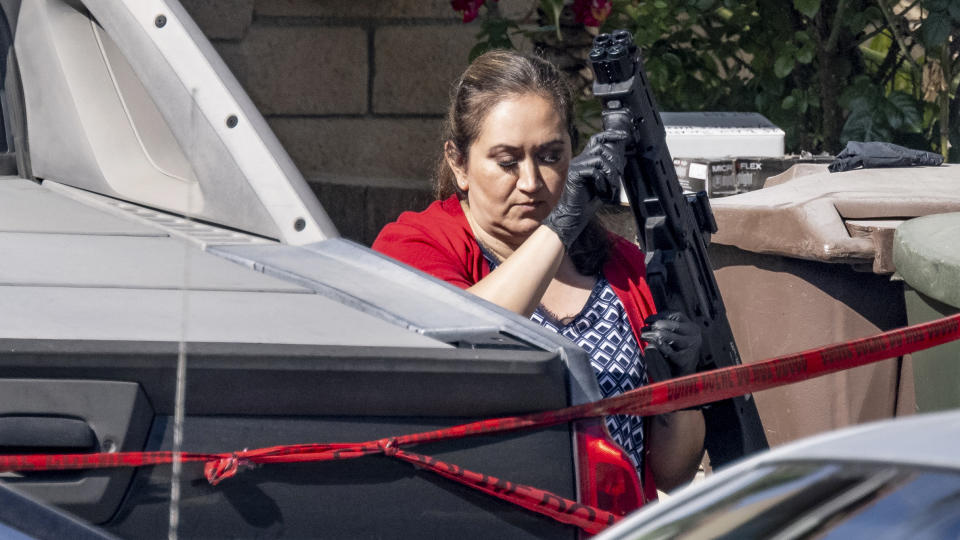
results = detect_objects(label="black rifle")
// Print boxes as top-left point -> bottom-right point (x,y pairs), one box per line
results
588,30 -> 768,468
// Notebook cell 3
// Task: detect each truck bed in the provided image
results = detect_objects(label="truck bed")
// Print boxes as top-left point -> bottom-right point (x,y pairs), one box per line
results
0,177 -> 590,538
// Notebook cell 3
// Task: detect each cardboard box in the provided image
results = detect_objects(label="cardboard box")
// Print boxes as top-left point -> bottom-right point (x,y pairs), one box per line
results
674,158 -> 737,197
735,156 -> 835,193
663,112 -> 785,159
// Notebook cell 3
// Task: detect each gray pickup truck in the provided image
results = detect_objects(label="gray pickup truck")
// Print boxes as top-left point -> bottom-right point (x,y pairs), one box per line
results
0,0 -> 642,538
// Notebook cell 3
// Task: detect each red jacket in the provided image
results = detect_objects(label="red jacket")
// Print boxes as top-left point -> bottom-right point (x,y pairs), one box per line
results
373,195 -> 660,502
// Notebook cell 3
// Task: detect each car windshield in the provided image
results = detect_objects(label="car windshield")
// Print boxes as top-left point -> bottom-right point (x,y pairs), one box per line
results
632,462 -> 960,540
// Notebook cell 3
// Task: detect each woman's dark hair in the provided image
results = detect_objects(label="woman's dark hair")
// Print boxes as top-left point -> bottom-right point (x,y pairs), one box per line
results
436,49 -> 609,276
434,49 -> 575,200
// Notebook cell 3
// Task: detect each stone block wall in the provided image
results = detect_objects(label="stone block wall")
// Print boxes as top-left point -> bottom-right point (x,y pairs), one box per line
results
181,0 -> 531,244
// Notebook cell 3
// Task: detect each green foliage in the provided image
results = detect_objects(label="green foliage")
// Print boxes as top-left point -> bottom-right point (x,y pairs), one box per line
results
923,15 -> 952,47
923,0 -> 960,47
539,0 -> 566,39
793,0 -> 821,18
458,0 -> 959,159
840,76 -> 923,143
795,32 -> 816,64
781,88 -> 819,114
774,53 -> 796,79
469,15 -> 517,61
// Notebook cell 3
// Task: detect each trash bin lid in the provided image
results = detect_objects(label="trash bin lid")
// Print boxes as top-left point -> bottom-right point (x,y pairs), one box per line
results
710,164 -> 960,273
893,212 -> 960,310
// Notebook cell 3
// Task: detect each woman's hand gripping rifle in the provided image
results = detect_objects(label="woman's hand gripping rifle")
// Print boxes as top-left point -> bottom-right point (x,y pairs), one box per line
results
588,30 -> 769,469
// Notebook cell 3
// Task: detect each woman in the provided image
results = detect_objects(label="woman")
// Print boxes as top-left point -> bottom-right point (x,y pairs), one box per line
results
373,50 -> 704,494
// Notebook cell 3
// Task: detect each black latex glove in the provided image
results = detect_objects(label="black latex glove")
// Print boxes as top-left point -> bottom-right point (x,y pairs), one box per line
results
542,126 -> 628,249
828,141 -> 943,172
640,311 -> 702,379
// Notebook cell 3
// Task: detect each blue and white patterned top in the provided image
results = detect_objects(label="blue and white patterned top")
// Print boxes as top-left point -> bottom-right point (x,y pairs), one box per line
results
482,252 -> 648,473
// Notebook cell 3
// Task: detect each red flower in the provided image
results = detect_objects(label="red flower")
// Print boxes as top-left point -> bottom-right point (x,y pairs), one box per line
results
573,0 -> 612,27
451,0 -> 497,23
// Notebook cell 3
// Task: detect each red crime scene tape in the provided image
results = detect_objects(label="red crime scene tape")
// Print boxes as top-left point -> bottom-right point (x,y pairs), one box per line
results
2,313 -> 959,534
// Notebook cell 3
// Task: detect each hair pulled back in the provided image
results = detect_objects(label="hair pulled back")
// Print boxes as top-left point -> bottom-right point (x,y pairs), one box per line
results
434,49 -> 576,200
436,49 -> 610,277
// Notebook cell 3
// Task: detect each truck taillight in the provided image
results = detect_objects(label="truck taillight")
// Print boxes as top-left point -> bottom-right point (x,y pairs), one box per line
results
575,418 -> 644,531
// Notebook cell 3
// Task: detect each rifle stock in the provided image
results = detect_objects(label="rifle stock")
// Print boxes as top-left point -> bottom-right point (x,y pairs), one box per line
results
588,30 -> 768,468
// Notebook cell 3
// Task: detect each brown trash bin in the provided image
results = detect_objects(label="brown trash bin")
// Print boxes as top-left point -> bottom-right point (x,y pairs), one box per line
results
708,163 -> 960,446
